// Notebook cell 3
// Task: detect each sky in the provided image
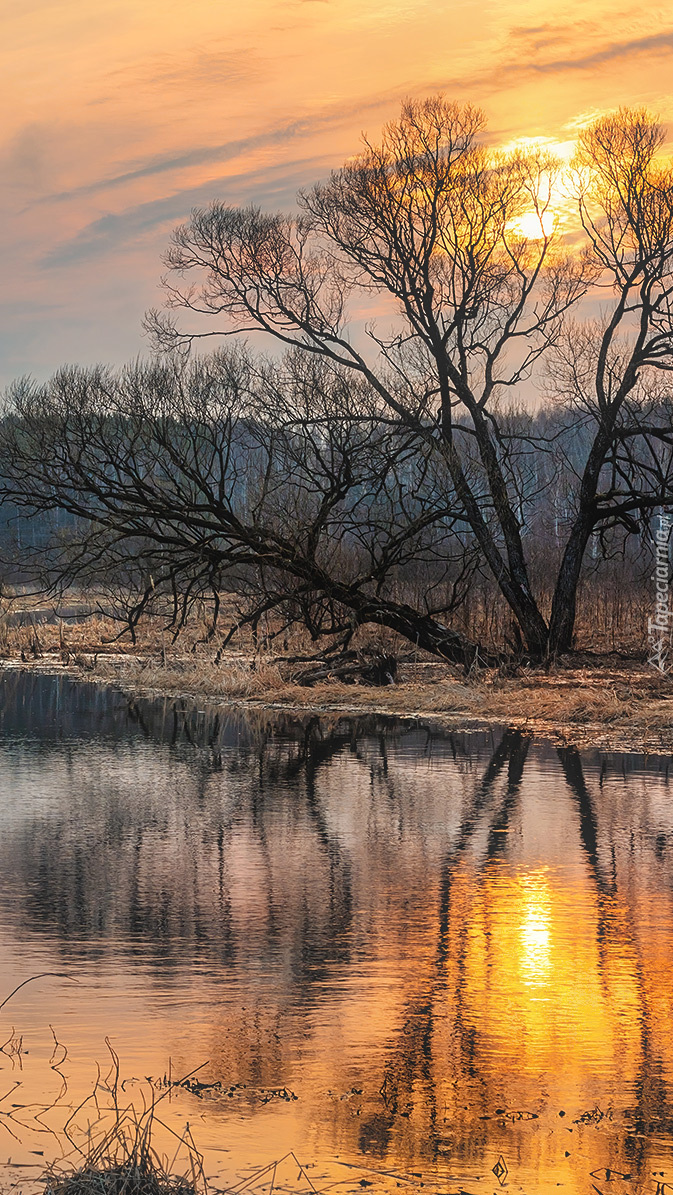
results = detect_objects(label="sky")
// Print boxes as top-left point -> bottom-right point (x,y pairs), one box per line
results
2,0 -> 673,388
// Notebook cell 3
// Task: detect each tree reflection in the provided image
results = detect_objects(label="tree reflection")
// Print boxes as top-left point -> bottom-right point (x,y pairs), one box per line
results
1,672 -> 673,1191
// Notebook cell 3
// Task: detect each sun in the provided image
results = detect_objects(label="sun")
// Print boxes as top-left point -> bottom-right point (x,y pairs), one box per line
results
513,209 -> 557,240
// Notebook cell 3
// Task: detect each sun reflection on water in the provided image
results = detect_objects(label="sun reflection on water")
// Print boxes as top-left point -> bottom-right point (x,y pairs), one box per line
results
519,875 -> 553,985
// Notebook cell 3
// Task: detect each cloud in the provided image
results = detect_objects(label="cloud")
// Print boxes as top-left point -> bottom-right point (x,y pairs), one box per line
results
40,154 -> 333,268
148,47 -> 258,89
426,23 -> 673,118
38,121 -> 318,205
102,43 -> 259,96
32,88 -> 396,213
520,27 -> 673,74
506,20 -> 599,57
3,122 -> 62,193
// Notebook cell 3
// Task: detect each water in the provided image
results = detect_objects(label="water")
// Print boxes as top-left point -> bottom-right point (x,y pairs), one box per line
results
0,669 -> 672,1194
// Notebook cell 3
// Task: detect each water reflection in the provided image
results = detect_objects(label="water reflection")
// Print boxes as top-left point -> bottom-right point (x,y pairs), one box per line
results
0,670 -> 672,1193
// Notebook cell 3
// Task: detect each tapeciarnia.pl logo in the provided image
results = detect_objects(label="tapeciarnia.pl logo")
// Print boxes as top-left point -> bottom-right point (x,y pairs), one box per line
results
648,512 -> 672,673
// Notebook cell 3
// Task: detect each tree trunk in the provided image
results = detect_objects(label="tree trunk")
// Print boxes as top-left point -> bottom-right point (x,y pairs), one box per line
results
547,427 -> 611,657
331,590 -> 501,669
548,521 -> 593,655
438,428 -> 549,659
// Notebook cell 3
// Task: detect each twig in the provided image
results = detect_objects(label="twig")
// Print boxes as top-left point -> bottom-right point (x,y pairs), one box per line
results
0,973 -> 77,1014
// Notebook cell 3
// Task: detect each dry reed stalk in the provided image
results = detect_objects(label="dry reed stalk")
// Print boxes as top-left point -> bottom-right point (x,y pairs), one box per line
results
44,1049 -> 209,1195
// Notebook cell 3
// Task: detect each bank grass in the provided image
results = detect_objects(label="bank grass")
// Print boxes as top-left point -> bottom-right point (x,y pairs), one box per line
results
2,592 -> 673,748
94,651 -> 291,700
78,653 -> 673,751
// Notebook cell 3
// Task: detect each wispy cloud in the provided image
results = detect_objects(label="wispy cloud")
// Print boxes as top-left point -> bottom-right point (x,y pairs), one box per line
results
38,123 -> 314,204
33,91 -> 393,210
427,24 -> 673,118
40,155 -> 333,268
520,27 -> 673,74
506,20 -> 599,58
101,43 -> 260,97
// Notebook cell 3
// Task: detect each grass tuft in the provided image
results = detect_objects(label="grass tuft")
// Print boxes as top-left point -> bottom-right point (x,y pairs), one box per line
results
44,1050 -> 206,1195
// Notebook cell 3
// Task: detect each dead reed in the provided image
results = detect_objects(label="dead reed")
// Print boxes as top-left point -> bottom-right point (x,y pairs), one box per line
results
40,1040 -> 207,1195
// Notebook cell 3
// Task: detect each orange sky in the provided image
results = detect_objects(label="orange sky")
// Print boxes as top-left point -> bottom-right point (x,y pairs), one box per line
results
2,0 -> 673,385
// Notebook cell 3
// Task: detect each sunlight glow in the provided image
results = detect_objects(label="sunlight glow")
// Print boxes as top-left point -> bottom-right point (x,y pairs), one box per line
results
512,209 -> 557,240
518,874 -> 553,983
500,135 -> 578,242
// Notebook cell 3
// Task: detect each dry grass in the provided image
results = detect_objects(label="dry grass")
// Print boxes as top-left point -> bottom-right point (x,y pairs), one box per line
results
46,1154 -> 196,1195
93,653 -> 291,700
42,1046 -> 206,1195
2,593 -> 673,750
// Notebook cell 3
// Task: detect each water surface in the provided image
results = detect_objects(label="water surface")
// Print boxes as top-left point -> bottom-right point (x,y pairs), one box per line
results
0,669 -> 672,1194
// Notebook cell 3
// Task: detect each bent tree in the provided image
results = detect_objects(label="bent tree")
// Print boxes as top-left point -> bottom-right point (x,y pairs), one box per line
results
146,98 -> 673,659
0,351 -> 489,662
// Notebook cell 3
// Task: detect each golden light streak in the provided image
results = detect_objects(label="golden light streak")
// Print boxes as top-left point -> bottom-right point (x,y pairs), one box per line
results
518,874 -> 552,982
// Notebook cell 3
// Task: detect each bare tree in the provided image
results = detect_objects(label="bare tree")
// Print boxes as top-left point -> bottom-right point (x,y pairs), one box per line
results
146,97 -> 588,657
147,98 -> 673,659
547,110 -> 673,652
3,100 -> 673,664
0,349 -> 489,664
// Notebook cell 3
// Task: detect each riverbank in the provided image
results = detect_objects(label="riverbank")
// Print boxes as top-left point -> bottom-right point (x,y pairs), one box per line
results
3,646 -> 673,752
2,603 -> 671,750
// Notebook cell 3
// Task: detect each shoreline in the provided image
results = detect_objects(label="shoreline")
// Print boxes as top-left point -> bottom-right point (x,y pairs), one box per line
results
3,653 -> 673,754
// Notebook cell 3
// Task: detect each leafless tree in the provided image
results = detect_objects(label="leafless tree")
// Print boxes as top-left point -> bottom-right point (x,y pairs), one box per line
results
3,100 -> 673,664
0,348 -> 489,664
145,98 -> 673,658
547,110 -> 673,651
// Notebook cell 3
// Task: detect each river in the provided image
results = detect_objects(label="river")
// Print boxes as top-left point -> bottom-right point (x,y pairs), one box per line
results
0,669 -> 671,1195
